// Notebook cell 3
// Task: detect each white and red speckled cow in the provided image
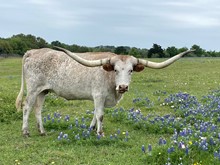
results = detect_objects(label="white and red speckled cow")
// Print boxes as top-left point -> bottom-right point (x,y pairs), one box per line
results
15,46 -> 193,137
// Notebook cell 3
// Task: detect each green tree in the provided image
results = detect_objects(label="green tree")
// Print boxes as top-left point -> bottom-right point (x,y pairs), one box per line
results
139,49 -> 148,58
191,45 -> 204,57
51,40 -> 63,47
93,46 -> 115,52
129,47 -> 141,58
10,37 -> 28,55
114,46 -> 128,55
36,37 -> 48,48
148,44 -> 164,58
0,40 -> 13,56
166,46 -> 178,57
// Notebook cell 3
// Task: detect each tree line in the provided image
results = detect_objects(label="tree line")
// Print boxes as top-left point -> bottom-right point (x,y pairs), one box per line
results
1,33 -> 220,58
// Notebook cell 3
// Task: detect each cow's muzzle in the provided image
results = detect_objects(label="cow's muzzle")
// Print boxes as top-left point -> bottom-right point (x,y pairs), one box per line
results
118,85 -> 128,94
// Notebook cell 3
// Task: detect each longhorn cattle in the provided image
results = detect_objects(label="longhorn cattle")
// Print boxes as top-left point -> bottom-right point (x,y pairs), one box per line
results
16,47 -> 194,136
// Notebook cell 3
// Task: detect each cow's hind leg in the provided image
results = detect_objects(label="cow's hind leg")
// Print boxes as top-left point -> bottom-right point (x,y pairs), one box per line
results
22,92 -> 38,137
34,91 -> 46,136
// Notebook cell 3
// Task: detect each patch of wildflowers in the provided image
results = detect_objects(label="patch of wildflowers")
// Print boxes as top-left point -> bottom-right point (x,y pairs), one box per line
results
142,145 -> 145,153
44,89 -> 220,163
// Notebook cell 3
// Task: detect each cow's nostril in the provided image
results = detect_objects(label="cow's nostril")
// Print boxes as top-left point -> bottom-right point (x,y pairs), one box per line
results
119,85 -> 128,92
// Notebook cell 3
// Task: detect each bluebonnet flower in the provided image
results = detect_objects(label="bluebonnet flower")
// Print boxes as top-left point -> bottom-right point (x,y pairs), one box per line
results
69,124 -> 73,129
141,145 -> 145,153
214,151 -> 218,158
57,113 -> 61,118
159,138 -> 163,145
97,134 -> 101,140
209,137 -> 215,145
57,135 -> 62,140
170,146 -> 175,152
117,129 -> 120,135
185,146 -> 189,155
158,137 -> 166,145
125,131 -> 129,137
75,134 -> 80,140
81,123 -> 86,129
75,118 -> 79,127
86,130 -> 90,138
43,117 -> 46,123
148,144 -> 152,152
54,112 -> 57,118
63,134 -> 68,139
163,139 -> 167,145
65,115 -> 70,121
81,116 -> 85,122
167,148 -> 172,154
59,132 -> 63,137
47,114 -> 51,120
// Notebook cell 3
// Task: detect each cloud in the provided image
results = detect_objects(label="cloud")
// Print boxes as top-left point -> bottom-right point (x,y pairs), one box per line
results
151,0 -> 220,29
0,0 -> 220,50
168,14 -> 220,28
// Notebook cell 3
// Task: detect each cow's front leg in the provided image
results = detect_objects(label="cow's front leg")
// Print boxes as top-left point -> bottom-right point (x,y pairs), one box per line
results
93,95 -> 105,135
90,115 -> 97,130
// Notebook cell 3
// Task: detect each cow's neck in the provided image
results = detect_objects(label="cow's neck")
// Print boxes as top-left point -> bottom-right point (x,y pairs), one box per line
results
115,92 -> 124,104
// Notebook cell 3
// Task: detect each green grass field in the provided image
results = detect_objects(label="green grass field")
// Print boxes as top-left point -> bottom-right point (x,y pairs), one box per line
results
0,57 -> 220,165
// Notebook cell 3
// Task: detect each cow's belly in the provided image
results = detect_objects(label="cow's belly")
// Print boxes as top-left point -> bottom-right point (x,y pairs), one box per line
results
51,87 -> 93,101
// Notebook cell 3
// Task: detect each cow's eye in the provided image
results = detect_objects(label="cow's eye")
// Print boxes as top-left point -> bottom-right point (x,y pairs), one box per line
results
129,70 -> 133,73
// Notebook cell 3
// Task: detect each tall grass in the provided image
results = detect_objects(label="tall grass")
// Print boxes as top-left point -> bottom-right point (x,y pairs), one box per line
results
0,57 -> 220,164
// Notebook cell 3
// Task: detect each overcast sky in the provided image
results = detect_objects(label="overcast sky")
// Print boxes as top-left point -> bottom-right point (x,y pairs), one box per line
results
1,0 -> 220,51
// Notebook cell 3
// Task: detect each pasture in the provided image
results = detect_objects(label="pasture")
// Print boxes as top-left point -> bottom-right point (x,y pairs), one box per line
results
0,57 -> 220,165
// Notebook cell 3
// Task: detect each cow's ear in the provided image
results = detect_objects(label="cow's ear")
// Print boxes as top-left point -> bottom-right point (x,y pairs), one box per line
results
103,64 -> 114,71
133,64 -> 145,72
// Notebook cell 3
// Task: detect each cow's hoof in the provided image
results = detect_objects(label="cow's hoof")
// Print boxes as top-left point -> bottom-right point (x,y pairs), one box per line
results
23,131 -> 30,138
97,131 -> 105,137
40,132 -> 47,136
22,128 -> 30,137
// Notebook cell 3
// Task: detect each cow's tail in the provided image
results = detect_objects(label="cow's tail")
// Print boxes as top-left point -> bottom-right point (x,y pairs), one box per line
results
15,55 -> 26,111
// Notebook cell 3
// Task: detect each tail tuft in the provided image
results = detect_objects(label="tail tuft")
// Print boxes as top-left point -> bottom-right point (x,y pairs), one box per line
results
15,92 -> 23,111
15,55 -> 26,112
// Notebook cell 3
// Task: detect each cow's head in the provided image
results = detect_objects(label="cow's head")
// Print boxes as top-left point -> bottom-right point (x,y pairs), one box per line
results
54,46 -> 194,94
102,55 -> 144,93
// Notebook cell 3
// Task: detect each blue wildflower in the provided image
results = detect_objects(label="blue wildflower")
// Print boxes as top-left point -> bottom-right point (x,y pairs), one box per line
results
148,144 -> 152,152
142,145 -> 145,153
43,117 -> 46,123
63,134 -> 68,139
97,134 -> 101,140
159,138 -> 163,145
47,114 -> 51,120
117,129 -> 120,135
126,131 -> 129,137
185,147 -> 189,155
57,135 -> 62,140
75,118 -> 79,127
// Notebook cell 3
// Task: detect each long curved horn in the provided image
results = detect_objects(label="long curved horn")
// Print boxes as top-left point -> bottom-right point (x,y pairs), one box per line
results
137,49 -> 195,69
54,46 -> 110,67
